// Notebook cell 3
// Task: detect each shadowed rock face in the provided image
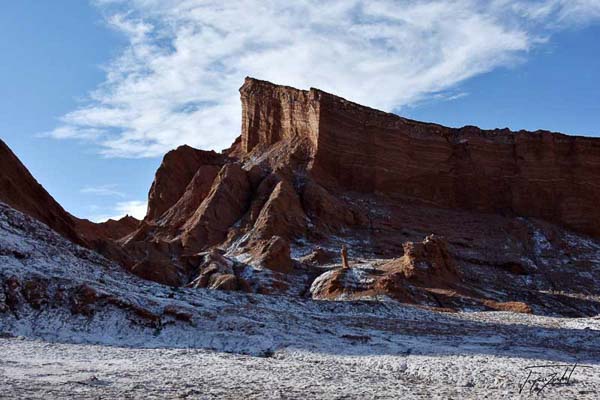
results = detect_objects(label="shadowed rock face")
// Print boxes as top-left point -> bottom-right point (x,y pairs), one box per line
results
76,216 -> 140,242
3,78 -> 600,317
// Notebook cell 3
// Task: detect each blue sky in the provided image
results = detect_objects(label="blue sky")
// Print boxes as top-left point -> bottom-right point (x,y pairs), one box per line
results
0,1 -> 157,221
0,1 -> 599,221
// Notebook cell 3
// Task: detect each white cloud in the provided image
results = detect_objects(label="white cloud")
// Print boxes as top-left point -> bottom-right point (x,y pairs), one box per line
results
91,200 -> 147,222
81,184 -> 126,197
48,0 -> 600,158
114,200 -> 147,219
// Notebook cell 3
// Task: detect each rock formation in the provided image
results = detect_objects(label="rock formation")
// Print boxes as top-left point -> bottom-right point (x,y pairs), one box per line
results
145,145 -> 226,222
117,77 -> 600,316
76,215 -> 140,242
341,245 -> 350,269
2,77 -> 600,317
310,236 -> 461,302
383,235 -> 460,285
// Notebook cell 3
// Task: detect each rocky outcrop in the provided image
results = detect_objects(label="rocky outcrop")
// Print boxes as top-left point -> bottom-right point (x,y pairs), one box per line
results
145,145 -> 225,221
299,247 -> 337,266
310,236 -> 461,303
187,250 -> 249,292
310,267 -> 383,302
301,180 -> 364,235
247,236 -> 293,273
180,163 -> 251,251
131,257 -> 181,287
75,215 -> 140,242
252,179 -> 306,240
153,164 -> 221,231
381,235 -> 460,286
482,300 -> 532,314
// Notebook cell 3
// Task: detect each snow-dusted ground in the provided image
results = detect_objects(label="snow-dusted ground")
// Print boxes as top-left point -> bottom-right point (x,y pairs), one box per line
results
1,203 -> 600,398
1,334 -> 599,399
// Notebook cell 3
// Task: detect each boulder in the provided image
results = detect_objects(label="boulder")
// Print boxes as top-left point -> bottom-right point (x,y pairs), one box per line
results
187,250 -> 249,292
483,300 -> 532,314
248,236 -> 294,273
382,235 -> 460,286
252,179 -> 306,240
310,267 -> 386,301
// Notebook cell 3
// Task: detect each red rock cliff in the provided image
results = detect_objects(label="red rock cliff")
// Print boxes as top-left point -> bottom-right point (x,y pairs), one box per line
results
240,77 -> 600,237
240,78 -> 320,154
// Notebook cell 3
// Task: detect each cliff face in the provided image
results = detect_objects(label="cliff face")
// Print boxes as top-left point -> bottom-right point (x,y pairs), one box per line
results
240,78 -> 320,154
240,78 -> 600,237
314,93 -> 600,237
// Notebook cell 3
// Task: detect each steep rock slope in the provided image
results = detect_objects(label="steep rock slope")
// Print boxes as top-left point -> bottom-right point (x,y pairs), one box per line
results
0,139 -> 139,248
0,139 -> 84,245
145,145 -> 226,222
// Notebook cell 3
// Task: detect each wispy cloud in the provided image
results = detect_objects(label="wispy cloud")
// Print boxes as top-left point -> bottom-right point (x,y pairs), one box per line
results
80,184 -> 126,198
510,0 -> 600,26
47,0 -> 600,158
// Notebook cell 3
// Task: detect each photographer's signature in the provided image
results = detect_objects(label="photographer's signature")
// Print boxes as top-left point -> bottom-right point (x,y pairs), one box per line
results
519,363 -> 593,395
